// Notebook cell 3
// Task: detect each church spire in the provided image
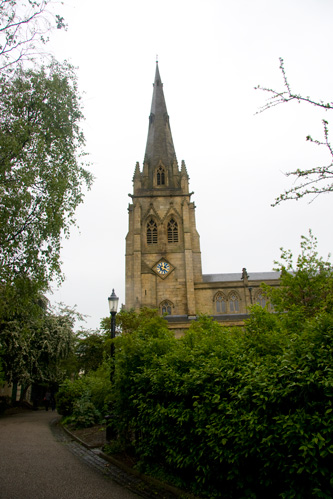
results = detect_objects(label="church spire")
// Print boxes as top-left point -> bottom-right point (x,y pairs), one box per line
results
144,62 -> 177,169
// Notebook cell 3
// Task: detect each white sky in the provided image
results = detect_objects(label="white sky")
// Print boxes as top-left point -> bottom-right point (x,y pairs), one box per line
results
47,0 -> 333,330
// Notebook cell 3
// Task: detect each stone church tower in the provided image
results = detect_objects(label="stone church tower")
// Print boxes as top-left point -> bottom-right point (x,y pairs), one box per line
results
125,63 -> 280,333
125,62 -> 202,317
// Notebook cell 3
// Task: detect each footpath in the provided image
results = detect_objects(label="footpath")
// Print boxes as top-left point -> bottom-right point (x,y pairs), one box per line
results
0,409 -> 184,499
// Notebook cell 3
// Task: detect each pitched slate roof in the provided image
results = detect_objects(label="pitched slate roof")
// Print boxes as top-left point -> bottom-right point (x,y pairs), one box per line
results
202,272 -> 281,283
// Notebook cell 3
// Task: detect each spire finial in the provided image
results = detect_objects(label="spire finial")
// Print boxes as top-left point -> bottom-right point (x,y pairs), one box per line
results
156,54 -> 158,64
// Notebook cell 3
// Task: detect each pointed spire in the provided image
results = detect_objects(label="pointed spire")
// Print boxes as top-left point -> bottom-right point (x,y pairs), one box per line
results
144,62 -> 177,169
133,161 -> 142,192
181,160 -> 188,177
133,161 -> 141,179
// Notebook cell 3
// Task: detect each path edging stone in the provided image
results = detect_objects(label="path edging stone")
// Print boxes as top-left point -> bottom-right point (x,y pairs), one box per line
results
60,421 -> 198,499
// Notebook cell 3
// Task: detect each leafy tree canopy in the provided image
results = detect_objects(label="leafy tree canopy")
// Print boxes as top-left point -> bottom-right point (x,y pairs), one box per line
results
262,230 -> 333,326
74,329 -> 108,376
0,278 -> 78,386
0,60 -> 93,286
0,2 -> 94,393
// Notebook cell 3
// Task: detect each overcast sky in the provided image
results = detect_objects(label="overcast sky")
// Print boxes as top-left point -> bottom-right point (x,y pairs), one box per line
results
47,0 -> 333,330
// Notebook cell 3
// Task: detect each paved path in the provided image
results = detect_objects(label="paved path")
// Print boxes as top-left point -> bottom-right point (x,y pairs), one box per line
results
0,410 -> 143,499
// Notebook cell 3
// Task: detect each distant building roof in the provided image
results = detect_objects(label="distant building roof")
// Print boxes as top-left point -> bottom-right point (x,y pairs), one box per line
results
202,272 -> 280,283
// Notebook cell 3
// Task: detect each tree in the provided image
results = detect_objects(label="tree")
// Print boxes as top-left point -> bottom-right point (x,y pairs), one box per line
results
0,280 -> 77,388
111,307 -> 163,335
74,330 -> 108,375
262,230 -> 333,327
0,60 -> 93,286
256,58 -> 333,204
0,0 -> 66,72
0,2 -> 93,398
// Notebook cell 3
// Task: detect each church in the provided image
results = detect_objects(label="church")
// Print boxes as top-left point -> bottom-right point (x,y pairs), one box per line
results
125,63 -> 280,335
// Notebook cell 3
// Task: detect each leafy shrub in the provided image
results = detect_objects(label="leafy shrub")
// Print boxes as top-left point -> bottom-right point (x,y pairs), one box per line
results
85,362 -> 112,414
72,395 -> 101,429
56,361 -> 112,418
111,312 -> 333,498
56,378 -> 88,416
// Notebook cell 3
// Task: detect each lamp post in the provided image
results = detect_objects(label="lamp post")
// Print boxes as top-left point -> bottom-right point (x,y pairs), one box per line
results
106,289 -> 119,442
108,288 -> 119,359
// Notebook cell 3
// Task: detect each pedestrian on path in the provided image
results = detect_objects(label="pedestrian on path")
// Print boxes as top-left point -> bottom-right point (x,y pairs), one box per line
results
43,390 -> 51,411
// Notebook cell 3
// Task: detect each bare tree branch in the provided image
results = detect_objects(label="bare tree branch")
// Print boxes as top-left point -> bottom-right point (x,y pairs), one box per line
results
255,58 -> 333,204
255,58 -> 333,113
0,0 -> 66,72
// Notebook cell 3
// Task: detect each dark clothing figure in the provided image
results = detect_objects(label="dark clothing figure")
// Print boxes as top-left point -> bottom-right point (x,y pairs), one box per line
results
51,395 -> 56,411
44,391 -> 51,411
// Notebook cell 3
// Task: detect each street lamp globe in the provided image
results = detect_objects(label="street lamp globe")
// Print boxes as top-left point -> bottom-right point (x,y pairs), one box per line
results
108,289 -> 119,314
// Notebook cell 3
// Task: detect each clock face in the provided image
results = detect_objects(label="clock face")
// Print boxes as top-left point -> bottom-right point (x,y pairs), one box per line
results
152,259 -> 174,279
156,261 -> 170,275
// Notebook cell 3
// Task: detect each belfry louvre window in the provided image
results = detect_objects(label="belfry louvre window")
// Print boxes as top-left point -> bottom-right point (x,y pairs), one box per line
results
147,219 -> 157,244
167,218 -> 178,243
157,165 -> 166,185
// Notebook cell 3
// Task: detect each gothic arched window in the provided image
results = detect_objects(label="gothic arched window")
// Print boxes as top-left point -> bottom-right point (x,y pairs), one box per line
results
160,300 -> 173,315
147,218 -> 157,244
256,291 -> 266,308
156,165 -> 166,185
215,292 -> 226,314
229,292 -> 240,313
167,218 -> 178,243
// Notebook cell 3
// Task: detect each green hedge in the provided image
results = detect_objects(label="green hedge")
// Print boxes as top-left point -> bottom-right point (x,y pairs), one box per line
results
112,311 -> 333,498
